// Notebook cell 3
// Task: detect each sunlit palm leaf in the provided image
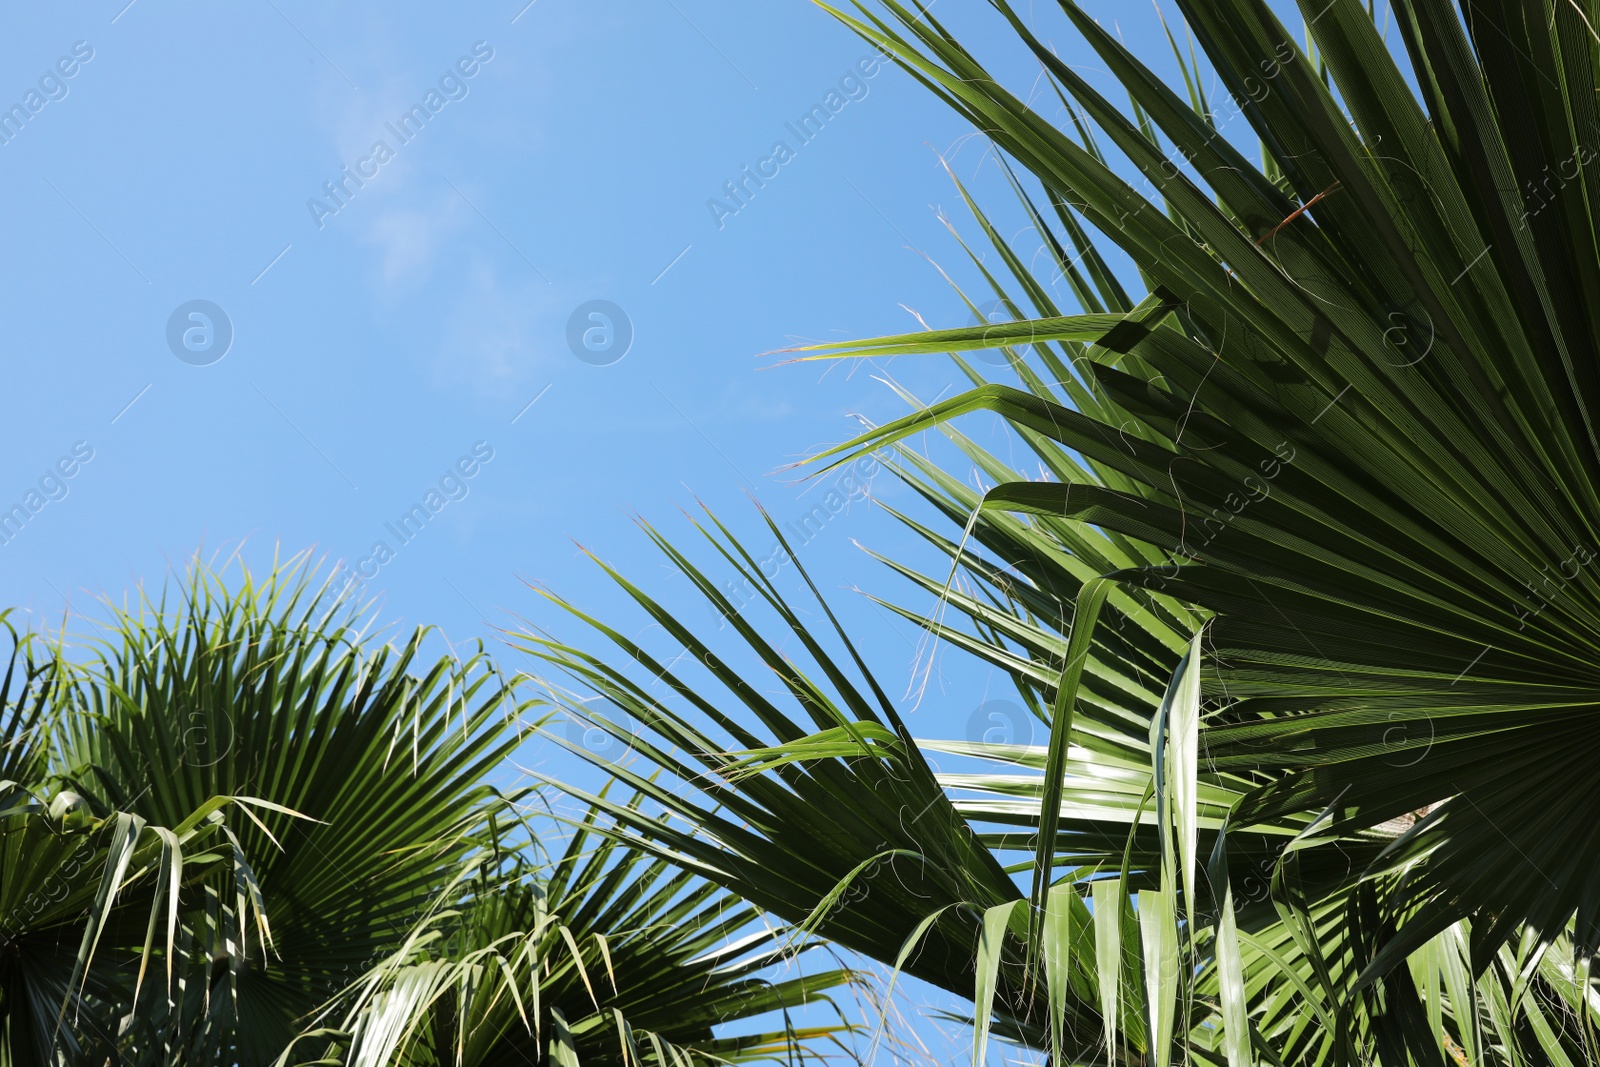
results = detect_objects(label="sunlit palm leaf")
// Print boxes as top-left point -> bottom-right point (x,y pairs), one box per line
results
289,804 -> 859,1067
806,0 -> 1600,991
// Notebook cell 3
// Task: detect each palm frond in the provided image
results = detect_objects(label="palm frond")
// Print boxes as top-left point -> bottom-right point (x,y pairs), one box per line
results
805,0 -> 1600,982
288,804 -> 859,1067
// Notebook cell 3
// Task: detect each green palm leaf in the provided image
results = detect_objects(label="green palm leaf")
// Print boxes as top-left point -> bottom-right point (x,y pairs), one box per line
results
287,804 -> 858,1067
47,555 -> 529,1064
805,0 -> 1600,982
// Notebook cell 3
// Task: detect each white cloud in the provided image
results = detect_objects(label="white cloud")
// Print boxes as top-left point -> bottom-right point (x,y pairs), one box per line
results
363,198 -> 462,283
436,262 -> 564,390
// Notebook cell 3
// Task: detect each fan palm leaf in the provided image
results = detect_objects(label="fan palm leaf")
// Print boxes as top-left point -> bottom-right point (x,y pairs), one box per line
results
0,618 -> 276,1065
794,0 -> 1600,979
44,554 -> 530,1064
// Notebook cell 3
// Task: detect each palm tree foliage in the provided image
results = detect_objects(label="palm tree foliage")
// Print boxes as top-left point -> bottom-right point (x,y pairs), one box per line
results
0,613 -> 268,1066
0,560 -> 857,1066
286,804 -> 855,1067
527,0 -> 1600,1062
9,0 -> 1600,1060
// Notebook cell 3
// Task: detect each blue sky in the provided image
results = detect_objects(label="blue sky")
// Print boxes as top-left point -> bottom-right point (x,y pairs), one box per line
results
0,0 -> 1166,746
0,0 -> 1203,1057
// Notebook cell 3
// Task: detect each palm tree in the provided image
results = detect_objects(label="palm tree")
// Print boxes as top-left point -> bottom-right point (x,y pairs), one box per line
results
0,557 -> 857,1066
528,0 -> 1600,1062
